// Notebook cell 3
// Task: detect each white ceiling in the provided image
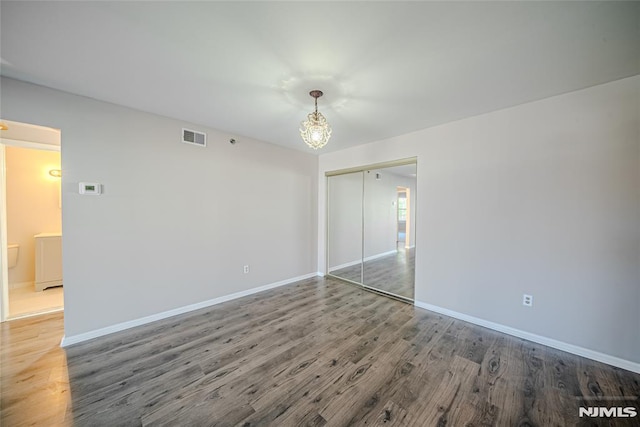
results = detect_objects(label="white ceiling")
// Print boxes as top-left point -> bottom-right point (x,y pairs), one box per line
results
1,1 -> 638,154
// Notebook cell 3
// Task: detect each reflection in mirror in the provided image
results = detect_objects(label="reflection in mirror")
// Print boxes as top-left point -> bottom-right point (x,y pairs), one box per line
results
327,171 -> 363,284
363,164 -> 416,300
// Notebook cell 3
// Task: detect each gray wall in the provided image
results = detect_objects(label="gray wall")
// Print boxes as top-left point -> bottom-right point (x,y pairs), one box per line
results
1,77 -> 318,337
319,76 -> 640,365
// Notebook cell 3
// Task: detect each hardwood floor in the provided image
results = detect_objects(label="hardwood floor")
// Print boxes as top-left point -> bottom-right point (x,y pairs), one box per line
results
1,310 -> 71,426
2,276 -> 639,426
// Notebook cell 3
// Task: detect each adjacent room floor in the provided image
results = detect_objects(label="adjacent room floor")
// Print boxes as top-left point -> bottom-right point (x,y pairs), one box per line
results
1,276 -> 639,426
8,285 -> 63,318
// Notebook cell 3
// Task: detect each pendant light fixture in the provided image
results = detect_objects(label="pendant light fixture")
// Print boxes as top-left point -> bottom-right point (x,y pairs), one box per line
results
300,90 -> 331,150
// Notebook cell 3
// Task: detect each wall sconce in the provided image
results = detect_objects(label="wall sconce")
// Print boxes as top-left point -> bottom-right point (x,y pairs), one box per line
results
49,169 -> 62,178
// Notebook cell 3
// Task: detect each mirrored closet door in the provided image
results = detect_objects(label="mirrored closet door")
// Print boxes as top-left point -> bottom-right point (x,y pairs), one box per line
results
362,164 -> 416,300
327,159 -> 416,302
327,171 -> 363,284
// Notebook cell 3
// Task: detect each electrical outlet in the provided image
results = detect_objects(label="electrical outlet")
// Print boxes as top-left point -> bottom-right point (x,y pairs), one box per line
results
523,294 -> 533,307
243,265 -> 250,274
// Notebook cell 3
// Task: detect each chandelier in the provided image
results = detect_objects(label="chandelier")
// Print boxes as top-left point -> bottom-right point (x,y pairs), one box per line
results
300,90 -> 332,149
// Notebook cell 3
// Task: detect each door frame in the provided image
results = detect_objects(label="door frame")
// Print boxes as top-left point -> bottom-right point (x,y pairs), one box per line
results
0,136 -> 61,322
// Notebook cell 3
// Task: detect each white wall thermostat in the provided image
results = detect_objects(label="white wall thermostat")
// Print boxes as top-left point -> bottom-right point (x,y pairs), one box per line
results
79,182 -> 102,195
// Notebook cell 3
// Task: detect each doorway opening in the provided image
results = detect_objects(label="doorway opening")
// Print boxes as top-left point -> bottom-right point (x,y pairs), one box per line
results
396,187 -> 409,250
0,119 -> 63,321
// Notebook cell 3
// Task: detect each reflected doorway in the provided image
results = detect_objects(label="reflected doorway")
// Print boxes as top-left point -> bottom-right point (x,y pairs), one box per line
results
397,187 -> 410,249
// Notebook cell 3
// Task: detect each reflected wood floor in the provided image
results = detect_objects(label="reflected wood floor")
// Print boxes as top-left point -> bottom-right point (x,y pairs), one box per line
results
330,247 -> 415,300
2,276 -> 639,426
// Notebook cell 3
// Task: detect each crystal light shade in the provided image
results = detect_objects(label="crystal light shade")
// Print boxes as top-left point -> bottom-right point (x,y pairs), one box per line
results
300,90 -> 331,150
300,111 -> 332,150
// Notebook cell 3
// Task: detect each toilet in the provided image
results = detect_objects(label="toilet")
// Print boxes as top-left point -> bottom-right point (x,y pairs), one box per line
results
8,243 -> 19,269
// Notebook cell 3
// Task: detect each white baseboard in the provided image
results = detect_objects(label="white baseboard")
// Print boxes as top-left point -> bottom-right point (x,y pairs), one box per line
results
329,249 -> 398,272
365,250 -> 398,262
9,281 -> 33,290
60,272 -> 319,347
414,300 -> 640,375
329,259 -> 361,271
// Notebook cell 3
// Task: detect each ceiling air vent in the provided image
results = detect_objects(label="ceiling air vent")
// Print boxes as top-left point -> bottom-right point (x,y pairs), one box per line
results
182,128 -> 207,147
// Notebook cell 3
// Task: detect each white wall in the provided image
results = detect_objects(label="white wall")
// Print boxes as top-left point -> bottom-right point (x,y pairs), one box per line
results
1,77 -> 318,337
6,146 -> 62,286
319,76 -> 640,366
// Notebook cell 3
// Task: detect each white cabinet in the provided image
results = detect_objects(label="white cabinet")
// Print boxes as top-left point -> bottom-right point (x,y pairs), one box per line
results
34,233 -> 63,291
